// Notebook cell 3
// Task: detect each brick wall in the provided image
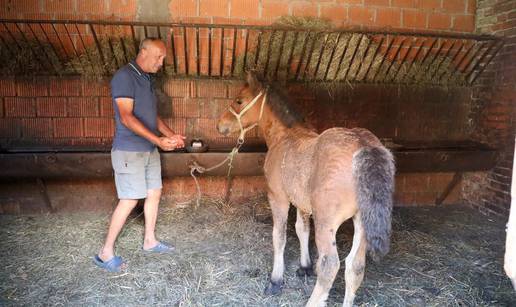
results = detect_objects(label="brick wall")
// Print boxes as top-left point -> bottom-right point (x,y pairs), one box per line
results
0,0 -> 498,213
1,0 -> 476,33
463,0 -> 515,216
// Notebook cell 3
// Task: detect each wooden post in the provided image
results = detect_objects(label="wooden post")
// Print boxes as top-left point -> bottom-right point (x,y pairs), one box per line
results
504,136 -> 516,290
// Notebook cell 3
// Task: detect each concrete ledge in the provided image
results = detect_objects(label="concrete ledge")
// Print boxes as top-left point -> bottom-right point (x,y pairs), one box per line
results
0,147 -> 498,179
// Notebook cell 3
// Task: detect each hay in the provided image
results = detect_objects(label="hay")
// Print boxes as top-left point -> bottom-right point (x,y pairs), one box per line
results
1,18 -> 471,86
66,36 -> 137,81
232,16 -> 468,87
0,199 -> 514,306
0,40 -> 65,76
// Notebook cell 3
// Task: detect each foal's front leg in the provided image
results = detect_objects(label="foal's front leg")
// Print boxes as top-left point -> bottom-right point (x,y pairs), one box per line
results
265,192 -> 290,295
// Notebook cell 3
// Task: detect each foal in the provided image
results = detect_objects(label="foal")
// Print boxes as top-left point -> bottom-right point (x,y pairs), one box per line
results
217,72 -> 395,307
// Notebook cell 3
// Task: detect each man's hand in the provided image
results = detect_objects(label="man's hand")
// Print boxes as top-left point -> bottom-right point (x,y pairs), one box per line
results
157,135 -> 186,151
167,134 -> 186,149
157,137 -> 177,151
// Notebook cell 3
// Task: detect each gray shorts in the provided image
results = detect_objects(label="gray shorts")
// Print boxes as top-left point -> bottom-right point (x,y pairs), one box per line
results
111,148 -> 162,199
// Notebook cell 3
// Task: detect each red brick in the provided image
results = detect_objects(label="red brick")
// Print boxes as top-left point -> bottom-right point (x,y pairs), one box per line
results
200,0 -> 228,17
54,118 -> 83,137
428,13 -> 452,30
336,0 -> 364,4
403,173 -> 430,191
392,0 -> 417,8
427,173 -> 456,191
77,0 -> 106,14
416,0 -> 441,11
113,0 -> 137,17
83,80 -> 110,96
5,97 -> 35,117
413,191 -> 438,205
50,79 -> 81,96
403,9 -> 427,28
21,118 -> 53,138
99,97 -> 114,117
36,97 -> 67,117
466,0 -> 475,14
199,98 -> 228,118
320,5 -> 348,25
376,8 -> 402,28
164,79 -> 192,97
365,0 -> 390,6
291,1 -> 318,18
261,1 -> 289,19
68,97 -> 99,117
196,118 -> 221,139
84,118 -> 114,137
453,15 -> 475,32
394,191 -> 415,205
0,119 -> 21,137
16,79 -> 48,97
4,0 -> 41,14
164,118 -> 187,136
43,0 -> 74,13
442,0 -> 466,13
196,80 -> 227,98
349,7 -> 375,26
169,0 -> 198,18
231,0 -> 259,19
171,97 -> 201,118
0,79 -> 16,96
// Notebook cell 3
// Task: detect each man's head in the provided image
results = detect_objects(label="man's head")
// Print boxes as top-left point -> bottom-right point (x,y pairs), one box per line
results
136,38 -> 166,73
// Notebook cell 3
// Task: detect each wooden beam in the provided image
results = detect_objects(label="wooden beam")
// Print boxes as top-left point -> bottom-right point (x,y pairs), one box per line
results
0,148 -> 498,179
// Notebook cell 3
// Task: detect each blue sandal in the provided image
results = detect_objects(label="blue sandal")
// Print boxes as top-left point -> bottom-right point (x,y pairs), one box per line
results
143,242 -> 174,253
93,255 -> 123,272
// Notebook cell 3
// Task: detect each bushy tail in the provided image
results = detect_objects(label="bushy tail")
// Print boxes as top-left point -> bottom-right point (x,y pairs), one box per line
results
352,146 -> 395,262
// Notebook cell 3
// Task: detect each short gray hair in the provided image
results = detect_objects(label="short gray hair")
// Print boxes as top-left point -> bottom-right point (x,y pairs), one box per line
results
139,37 -> 163,51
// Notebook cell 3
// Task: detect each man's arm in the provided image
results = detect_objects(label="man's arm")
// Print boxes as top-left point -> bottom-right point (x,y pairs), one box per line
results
116,98 -> 176,151
157,116 -> 186,148
157,117 -> 175,138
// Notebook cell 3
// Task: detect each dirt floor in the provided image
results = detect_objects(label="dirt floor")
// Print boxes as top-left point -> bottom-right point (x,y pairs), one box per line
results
0,198 -> 514,306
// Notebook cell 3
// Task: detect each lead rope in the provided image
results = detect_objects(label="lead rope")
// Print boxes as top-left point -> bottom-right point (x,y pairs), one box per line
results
185,90 -> 267,208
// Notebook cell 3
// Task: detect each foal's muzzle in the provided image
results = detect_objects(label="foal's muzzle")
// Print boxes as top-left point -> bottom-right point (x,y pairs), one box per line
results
217,121 -> 231,136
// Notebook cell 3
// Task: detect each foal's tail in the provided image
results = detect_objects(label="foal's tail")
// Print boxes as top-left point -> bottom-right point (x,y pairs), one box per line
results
352,146 -> 395,262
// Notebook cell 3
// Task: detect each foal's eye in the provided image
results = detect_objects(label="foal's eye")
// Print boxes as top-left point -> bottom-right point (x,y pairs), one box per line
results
236,99 -> 243,105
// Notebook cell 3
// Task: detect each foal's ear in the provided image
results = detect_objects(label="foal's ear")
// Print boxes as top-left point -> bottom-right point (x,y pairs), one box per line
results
246,71 -> 262,93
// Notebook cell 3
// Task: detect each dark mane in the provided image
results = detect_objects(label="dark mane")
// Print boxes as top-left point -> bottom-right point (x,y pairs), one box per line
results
265,83 -> 304,128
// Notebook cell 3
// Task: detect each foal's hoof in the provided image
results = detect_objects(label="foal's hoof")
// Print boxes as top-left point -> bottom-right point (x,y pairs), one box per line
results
296,266 -> 315,277
264,280 -> 283,295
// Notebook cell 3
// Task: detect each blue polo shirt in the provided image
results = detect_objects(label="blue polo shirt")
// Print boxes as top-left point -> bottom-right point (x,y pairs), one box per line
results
111,60 -> 158,152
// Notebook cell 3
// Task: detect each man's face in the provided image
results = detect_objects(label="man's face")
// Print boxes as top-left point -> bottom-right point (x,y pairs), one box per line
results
142,41 -> 166,73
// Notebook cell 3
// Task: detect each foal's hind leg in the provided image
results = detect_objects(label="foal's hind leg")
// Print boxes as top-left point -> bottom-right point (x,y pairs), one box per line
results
296,208 -> 313,277
306,222 -> 340,307
342,213 -> 367,307
264,192 -> 290,295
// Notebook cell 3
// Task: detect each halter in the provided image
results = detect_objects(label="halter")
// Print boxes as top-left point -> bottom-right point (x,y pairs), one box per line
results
228,89 -> 268,144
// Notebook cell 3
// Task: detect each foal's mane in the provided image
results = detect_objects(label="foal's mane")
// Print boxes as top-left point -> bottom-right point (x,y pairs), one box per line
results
263,83 -> 304,128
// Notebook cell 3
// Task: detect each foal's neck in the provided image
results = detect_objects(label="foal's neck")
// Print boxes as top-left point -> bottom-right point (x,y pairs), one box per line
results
259,107 -> 312,148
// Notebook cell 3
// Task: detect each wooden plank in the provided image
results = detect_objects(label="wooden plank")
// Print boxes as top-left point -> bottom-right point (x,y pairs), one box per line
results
0,148 -> 498,179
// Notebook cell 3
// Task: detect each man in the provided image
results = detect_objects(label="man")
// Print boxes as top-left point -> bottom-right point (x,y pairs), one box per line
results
94,38 -> 185,272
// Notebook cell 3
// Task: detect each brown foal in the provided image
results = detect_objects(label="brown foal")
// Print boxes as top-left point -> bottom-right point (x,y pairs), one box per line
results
217,72 -> 395,307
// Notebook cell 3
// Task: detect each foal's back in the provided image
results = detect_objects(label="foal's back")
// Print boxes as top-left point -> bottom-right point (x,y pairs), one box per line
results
270,126 -> 384,220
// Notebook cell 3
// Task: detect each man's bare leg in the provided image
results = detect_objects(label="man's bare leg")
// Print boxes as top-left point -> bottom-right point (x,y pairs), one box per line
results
143,188 -> 162,250
98,199 -> 139,261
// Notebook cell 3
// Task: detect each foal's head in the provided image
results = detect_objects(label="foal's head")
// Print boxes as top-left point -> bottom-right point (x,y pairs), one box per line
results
217,72 -> 265,136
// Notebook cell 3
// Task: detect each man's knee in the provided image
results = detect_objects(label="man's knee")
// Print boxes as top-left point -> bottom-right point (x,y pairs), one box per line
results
147,188 -> 162,200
